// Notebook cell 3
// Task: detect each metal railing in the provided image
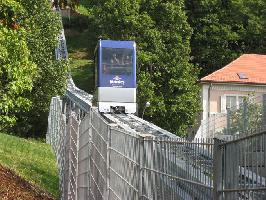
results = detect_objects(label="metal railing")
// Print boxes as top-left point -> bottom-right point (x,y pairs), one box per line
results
140,137 -> 214,200
214,132 -> 266,199
46,81 -> 266,199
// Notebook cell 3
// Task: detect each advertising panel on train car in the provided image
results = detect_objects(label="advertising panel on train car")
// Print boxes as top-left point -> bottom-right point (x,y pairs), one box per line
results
98,40 -> 136,88
95,40 -> 137,113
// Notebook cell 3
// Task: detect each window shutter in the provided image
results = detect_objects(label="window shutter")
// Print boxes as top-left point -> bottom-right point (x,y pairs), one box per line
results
221,95 -> 226,113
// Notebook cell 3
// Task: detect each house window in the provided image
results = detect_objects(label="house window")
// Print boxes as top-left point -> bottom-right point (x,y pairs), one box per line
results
221,95 -> 245,112
226,96 -> 236,109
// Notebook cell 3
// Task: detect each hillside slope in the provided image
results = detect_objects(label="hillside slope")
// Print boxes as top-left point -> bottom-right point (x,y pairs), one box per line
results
0,165 -> 55,199
0,133 -> 59,198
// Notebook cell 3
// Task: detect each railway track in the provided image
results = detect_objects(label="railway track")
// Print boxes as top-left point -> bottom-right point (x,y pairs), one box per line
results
103,113 -> 177,138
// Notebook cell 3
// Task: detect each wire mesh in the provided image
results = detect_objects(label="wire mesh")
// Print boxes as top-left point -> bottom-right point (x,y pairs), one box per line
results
77,113 -> 91,200
88,109 -> 109,200
47,97 -> 69,200
67,114 -> 79,200
108,127 -> 141,200
140,137 -> 214,200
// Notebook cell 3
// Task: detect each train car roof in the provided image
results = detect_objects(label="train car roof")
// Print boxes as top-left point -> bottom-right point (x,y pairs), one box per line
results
99,40 -> 136,49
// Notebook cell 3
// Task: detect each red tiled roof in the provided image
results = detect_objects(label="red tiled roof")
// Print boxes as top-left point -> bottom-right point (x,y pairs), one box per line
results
201,54 -> 266,85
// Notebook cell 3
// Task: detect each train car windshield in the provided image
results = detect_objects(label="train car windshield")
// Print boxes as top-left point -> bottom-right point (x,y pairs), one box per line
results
102,47 -> 133,75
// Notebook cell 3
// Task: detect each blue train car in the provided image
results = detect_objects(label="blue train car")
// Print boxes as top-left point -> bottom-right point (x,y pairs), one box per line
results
95,40 -> 137,113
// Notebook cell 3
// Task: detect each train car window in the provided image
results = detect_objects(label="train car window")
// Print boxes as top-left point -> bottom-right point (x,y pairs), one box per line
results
102,47 -> 133,75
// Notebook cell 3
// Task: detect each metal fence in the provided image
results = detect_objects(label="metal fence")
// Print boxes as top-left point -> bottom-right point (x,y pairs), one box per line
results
48,7 -> 263,199
47,83 -> 266,200
140,137 -> 214,200
196,94 -> 266,139
214,132 -> 266,200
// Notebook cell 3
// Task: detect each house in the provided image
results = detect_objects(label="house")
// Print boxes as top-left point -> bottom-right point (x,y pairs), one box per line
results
196,54 -> 266,138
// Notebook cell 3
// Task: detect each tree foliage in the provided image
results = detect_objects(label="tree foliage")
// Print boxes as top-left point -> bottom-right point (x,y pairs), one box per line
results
186,0 -> 266,77
13,0 -> 68,137
228,96 -> 263,135
0,0 -> 37,130
0,0 -> 68,136
86,0 -> 201,135
52,0 -> 80,9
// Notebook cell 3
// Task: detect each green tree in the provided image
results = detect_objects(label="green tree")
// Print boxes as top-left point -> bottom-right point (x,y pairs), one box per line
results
0,0 -> 37,130
186,0 -> 266,77
53,0 -> 80,9
86,0 -> 200,135
12,0 -> 68,137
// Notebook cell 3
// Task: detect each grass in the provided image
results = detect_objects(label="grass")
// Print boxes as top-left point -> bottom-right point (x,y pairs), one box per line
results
65,23 -> 95,93
0,132 -> 59,198
70,58 -> 94,93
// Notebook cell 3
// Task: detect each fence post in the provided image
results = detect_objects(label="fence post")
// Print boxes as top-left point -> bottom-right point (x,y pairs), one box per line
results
75,117 -> 80,200
87,108 -> 92,199
262,94 -> 266,130
61,112 -> 67,200
67,113 -> 72,199
213,138 -> 223,200
105,123 -> 116,199
138,136 -> 144,199
243,100 -> 248,133
226,109 -> 231,135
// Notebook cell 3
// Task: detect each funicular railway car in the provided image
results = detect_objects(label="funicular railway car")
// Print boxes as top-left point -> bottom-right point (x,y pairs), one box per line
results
95,40 -> 137,113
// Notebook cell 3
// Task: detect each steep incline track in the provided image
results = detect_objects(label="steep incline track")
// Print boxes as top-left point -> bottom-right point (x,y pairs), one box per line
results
103,113 -> 178,138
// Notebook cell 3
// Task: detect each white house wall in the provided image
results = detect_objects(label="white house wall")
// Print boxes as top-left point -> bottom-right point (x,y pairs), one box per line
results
196,83 -> 266,138
206,83 -> 266,114
202,84 -> 210,120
